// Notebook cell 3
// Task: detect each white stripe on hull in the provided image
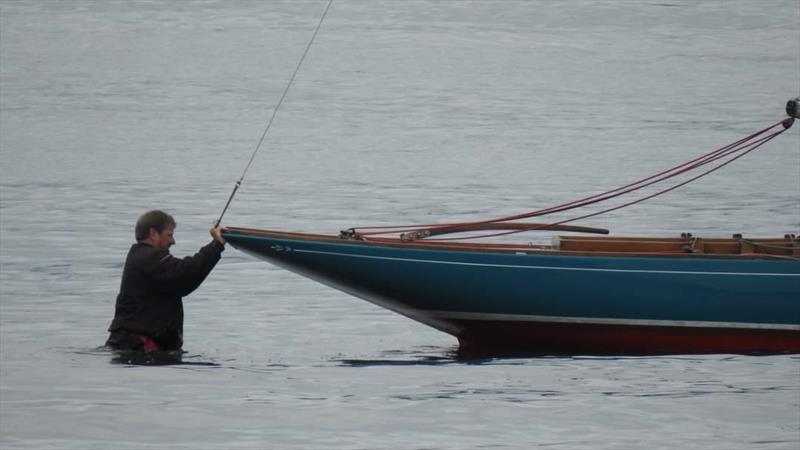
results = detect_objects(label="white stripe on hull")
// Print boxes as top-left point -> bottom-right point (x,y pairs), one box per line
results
427,310 -> 800,331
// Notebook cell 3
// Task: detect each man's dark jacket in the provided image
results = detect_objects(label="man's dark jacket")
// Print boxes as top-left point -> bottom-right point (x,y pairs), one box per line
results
108,240 -> 224,350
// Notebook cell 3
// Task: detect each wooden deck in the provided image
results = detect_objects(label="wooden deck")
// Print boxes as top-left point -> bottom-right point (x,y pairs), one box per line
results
225,227 -> 799,259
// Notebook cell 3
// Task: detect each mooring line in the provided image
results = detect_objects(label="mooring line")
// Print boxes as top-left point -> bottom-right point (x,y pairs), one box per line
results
216,0 -> 334,227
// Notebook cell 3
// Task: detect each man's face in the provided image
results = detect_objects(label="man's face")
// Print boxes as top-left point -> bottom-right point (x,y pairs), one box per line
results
149,224 -> 176,250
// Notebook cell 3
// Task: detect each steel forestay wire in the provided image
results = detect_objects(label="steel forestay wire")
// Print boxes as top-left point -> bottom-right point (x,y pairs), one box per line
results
216,0 -> 334,227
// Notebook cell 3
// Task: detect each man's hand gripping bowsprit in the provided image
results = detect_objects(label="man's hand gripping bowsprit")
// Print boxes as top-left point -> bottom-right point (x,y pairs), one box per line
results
210,226 -> 227,245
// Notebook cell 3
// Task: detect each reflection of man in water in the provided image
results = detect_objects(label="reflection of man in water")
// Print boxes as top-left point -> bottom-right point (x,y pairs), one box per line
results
106,210 -> 225,352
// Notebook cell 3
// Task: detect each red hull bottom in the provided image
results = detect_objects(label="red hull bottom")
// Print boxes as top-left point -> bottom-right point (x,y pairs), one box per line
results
452,320 -> 800,357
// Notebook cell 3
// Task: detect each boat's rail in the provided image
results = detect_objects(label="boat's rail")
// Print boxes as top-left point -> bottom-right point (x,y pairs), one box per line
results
556,235 -> 799,257
224,227 -> 799,260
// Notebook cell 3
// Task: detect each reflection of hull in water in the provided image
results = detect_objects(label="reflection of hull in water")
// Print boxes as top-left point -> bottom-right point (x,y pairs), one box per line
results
224,227 -> 800,356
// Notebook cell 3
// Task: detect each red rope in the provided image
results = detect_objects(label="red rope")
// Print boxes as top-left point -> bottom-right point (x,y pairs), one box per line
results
350,119 -> 789,240
427,129 -> 786,241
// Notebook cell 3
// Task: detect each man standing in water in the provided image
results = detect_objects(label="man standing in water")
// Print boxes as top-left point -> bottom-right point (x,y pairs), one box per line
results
106,210 -> 226,352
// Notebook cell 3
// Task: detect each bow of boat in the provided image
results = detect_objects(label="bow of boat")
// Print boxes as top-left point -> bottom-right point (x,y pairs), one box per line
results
223,227 -> 800,355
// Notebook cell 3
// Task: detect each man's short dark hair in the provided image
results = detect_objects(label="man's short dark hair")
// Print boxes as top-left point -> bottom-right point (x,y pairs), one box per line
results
135,210 -> 176,241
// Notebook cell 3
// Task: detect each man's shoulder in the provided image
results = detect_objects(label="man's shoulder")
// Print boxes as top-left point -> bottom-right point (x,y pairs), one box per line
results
128,243 -> 171,265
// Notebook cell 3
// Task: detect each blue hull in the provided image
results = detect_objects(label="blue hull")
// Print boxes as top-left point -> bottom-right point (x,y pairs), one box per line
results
224,229 -> 800,355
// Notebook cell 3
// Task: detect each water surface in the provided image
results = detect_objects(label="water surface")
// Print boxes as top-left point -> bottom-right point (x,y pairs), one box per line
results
1,1 -> 798,449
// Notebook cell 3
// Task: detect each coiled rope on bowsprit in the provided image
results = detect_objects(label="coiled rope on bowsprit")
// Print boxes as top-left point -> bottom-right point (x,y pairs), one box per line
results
215,0 -> 334,227
346,104 -> 797,242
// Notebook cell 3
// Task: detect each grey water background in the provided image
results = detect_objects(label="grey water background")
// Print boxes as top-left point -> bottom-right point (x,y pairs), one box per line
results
1,0 -> 799,449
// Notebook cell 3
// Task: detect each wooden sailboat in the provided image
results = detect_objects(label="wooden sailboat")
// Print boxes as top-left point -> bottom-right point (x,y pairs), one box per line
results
223,228 -> 798,356
222,100 -> 800,356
